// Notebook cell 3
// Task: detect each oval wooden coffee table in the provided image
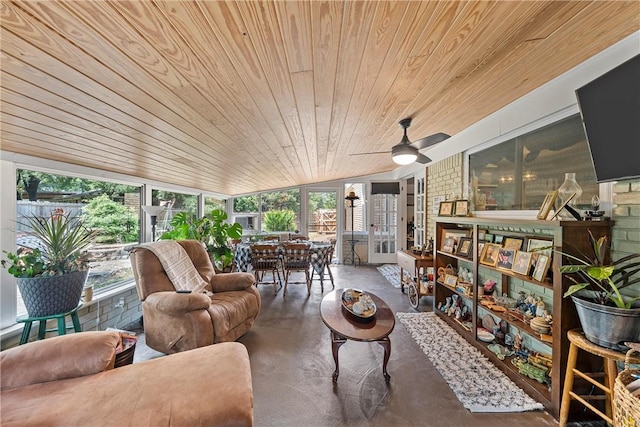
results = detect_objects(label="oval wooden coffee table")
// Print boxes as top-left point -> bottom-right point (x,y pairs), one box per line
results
320,289 -> 395,382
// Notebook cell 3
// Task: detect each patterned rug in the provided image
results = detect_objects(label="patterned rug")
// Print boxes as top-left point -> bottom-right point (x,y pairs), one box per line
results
397,312 -> 544,413
376,264 -> 410,289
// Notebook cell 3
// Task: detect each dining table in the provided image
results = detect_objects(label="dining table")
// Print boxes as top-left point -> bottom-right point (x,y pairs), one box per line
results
233,241 -> 333,281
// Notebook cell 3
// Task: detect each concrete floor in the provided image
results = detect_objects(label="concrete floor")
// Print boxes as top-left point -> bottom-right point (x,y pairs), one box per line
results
130,264 -> 558,427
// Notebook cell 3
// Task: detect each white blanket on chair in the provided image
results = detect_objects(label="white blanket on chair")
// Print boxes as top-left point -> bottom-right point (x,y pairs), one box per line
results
139,241 -> 208,293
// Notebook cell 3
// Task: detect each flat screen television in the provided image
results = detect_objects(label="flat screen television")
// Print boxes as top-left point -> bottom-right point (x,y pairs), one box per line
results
575,54 -> 640,183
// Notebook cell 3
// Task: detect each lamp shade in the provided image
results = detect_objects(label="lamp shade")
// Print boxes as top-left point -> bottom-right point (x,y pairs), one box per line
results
391,143 -> 418,165
141,205 -> 166,217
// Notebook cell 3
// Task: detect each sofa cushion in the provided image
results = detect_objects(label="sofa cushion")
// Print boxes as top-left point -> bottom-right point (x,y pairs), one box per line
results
1,341 -> 253,427
1,331 -> 119,391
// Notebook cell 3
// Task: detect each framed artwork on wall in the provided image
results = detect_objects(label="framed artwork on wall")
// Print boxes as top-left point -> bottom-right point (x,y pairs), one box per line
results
532,254 -> 551,282
480,243 -> 501,266
504,237 -> 524,251
456,237 -> 473,258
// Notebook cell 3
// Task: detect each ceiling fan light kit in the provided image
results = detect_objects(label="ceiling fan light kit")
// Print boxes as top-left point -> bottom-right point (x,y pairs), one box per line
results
392,144 -> 418,165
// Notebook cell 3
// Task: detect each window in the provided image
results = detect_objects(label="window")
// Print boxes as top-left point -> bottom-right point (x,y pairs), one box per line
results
151,190 -> 197,235
469,114 -> 598,211
260,189 -> 301,232
14,170 -> 141,316
204,196 -> 226,215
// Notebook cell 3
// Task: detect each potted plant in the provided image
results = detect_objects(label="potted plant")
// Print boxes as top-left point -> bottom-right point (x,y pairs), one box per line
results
160,209 -> 242,272
561,230 -> 640,350
1,211 -> 97,317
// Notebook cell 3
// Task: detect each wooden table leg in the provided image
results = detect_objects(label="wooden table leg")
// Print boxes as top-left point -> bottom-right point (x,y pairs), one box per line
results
400,267 -> 405,293
559,342 -> 579,427
331,331 -> 346,382
377,337 -> 391,382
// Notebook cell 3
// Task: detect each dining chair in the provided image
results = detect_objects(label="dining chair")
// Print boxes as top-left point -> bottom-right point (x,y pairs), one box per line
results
281,242 -> 312,296
310,239 -> 336,292
249,244 -> 282,294
288,233 -> 308,241
228,238 -> 243,272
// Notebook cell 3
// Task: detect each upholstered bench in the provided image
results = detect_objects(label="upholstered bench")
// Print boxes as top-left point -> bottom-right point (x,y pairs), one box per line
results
1,331 -> 254,426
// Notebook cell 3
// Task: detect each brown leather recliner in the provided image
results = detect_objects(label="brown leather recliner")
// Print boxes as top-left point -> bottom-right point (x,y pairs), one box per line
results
129,240 -> 261,354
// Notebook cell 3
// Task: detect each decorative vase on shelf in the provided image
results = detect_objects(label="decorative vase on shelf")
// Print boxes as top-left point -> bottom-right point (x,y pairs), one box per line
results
557,172 -> 582,220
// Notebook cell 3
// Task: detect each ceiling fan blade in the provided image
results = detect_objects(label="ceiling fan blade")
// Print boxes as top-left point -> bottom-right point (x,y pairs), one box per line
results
411,133 -> 451,150
349,151 -> 391,156
415,153 -> 432,164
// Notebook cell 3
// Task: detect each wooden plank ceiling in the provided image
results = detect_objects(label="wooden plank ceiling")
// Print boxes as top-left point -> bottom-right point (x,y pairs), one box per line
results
1,1 -> 638,195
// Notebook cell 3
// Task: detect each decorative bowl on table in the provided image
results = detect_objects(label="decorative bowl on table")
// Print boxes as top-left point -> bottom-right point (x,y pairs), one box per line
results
341,288 -> 376,320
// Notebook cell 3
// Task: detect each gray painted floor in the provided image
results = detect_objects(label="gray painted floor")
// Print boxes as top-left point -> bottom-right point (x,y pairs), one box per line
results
129,264 -> 558,427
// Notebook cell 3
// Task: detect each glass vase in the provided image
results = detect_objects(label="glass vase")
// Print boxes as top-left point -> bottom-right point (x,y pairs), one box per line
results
557,172 -> 582,219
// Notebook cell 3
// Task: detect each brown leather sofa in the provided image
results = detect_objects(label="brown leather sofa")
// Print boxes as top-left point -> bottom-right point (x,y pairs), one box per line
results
0,331 -> 254,426
129,240 -> 261,353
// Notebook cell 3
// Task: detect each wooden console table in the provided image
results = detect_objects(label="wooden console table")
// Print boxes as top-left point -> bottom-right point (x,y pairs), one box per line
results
397,250 -> 434,308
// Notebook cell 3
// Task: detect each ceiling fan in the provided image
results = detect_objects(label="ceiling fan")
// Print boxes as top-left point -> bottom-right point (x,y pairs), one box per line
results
350,118 -> 450,165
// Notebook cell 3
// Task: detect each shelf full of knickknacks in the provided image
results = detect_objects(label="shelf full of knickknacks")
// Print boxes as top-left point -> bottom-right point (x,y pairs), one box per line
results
433,216 -> 611,419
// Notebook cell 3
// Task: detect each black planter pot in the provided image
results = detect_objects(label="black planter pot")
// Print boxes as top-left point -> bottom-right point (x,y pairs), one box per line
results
572,295 -> 640,351
17,270 -> 88,317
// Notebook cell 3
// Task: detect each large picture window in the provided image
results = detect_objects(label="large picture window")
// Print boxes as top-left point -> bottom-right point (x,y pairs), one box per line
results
469,114 -> 598,211
14,170 -> 141,316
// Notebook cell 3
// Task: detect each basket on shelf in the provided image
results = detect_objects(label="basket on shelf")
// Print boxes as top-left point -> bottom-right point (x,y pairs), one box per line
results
613,344 -> 640,427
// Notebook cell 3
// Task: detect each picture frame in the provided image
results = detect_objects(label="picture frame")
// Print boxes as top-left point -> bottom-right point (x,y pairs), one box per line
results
444,274 -> 458,287
494,235 -> 504,245
527,238 -> 553,257
532,254 -> 551,282
511,250 -> 532,275
496,248 -> 516,270
454,199 -> 469,217
441,237 -> 456,253
504,237 -> 524,251
478,242 -> 486,258
537,191 -> 558,220
478,229 -> 487,241
456,237 -> 473,258
440,228 -> 471,253
480,243 -> 501,266
549,192 -> 577,221
438,201 -> 454,216
483,233 -> 494,243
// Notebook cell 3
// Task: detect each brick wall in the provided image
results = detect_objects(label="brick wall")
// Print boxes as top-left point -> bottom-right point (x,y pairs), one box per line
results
426,153 -> 464,240
611,177 -> 640,299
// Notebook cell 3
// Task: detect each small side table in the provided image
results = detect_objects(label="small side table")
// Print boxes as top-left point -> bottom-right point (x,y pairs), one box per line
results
559,329 -> 640,426
17,305 -> 82,345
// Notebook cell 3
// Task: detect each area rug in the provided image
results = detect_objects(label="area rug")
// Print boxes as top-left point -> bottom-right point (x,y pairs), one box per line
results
397,311 -> 544,413
376,264 -> 409,289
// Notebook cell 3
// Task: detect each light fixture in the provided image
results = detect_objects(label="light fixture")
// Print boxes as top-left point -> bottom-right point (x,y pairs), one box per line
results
344,191 -> 361,266
391,118 -> 419,165
141,205 -> 166,241
391,143 -> 418,165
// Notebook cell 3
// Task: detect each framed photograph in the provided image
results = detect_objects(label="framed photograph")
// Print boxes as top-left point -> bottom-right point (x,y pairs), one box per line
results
454,200 -> 469,216
478,242 -> 486,258
478,229 -> 487,241
504,237 -> 524,251
527,238 -> 553,257
496,248 -> 516,270
537,191 -> 558,220
511,250 -> 532,275
494,235 -> 504,245
444,274 -> 458,287
456,237 -> 473,258
480,243 -> 501,266
549,192 -> 577,221
483,233 -> 494,243
438,201 -> 454,216
441,237 -> 456,253
440,228 -> 471,252
532,254 -> 551,282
